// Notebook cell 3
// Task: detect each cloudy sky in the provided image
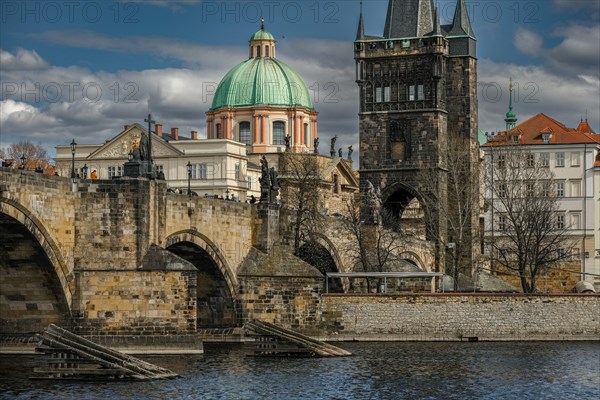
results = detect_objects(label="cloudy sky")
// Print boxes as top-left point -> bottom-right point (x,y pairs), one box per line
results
1,0 -> 599,164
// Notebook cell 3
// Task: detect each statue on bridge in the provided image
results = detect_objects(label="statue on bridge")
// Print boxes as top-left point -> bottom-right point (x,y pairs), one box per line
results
366,180 -> 383,225
259,155 -> 279,204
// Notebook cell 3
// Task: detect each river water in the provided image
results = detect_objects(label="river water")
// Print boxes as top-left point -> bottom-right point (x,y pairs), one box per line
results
1,342 -> 599,399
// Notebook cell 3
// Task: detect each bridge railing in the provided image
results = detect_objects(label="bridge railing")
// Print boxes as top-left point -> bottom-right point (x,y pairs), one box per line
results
325,272 -> 445,294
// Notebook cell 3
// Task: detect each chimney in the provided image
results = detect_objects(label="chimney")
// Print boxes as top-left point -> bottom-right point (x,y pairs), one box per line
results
124,125 -> 129,130
155,124 -> 163,138
171,127 -> 179,141
191,130 -> 198,140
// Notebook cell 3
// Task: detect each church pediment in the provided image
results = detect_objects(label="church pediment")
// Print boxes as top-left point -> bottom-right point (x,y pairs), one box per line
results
88,124 -> 183,160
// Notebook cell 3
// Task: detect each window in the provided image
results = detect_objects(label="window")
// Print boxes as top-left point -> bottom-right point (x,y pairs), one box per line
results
498,183 -> 507,198
540,153 -> 549,167
191,163 -> 207,180
108,166 -> 123,178
239,122 -> 251,145
571,152 -> 580,167
571,214 -> 581,230
512,135 -> 519,144
497,154 -> 506,168
216,123 -> 222,139
247,176 -> 252,190
571,180 -> 581,197
156,165 -> 164,178
556,181 -> 565,197
557,214 -> 565,229
498,215 -> 506,231
273,121 -> 285,145
542,182 -> 551,197
555,152 -> 565,167
333,174 -> 339,194
408,85 -> 415,101
265,46 -> 270,57
572,248 -> 580,260
375,86 -> 382,102
384,86 -> 391,102
417,84 -> 424,100
235,164 -> 240,181
525,182 -> 535,197
256,45 -> 261,57
557,248 -> 566,258
526,153 -> 535,167
304,123 -> 309,146
542,133 -> 551,143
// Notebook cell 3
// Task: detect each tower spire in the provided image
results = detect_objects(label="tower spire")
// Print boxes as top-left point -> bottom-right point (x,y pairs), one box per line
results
384,0 -> 434,39
356,1 -> 364,40
431,5 -> 442,36
449,0 -> 475,38
505,78 -> 518,130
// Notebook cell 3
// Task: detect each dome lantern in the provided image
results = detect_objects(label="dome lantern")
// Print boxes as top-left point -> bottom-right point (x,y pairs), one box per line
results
249,18 -> 276,59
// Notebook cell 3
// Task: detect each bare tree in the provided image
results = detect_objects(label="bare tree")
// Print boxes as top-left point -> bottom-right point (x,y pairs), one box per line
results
279,153 -> 323,256
3,141 -> 49,168
485,147 -> 574,293
342,196 -> 404,292
418,134 -> 480,291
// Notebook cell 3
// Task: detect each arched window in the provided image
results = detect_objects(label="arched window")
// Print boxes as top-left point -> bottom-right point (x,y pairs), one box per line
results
216,123 -> 222,139
239,122 -> 251,144
265,46 -> 270,57
273,121 -> 285,145
304,123 -> 309,146
333,174 -> 340,194
256,46 -> 261,57
375,82 -> 382,102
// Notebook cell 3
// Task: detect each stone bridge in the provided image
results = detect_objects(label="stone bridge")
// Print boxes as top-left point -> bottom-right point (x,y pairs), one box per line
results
0,168 -> 434,335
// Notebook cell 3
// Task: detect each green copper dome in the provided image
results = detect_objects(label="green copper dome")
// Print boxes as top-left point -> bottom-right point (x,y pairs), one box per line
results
210,58 -> 313,111
250,28 -> 275,41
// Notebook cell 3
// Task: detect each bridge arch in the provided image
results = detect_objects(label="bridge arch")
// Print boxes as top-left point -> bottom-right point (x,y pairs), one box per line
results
165,230 -> 239,328
299,233 -> 345,293
166,230 -> 238,296
398,251 -> 428,272
0,199 -> 73,310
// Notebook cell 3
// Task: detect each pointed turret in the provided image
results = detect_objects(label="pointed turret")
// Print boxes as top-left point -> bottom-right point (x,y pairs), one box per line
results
505,78 -> 518,130
430,6 -> 442,37
448,0 -> 475,38
356,0 -> 364,40
384,0 -> 434,39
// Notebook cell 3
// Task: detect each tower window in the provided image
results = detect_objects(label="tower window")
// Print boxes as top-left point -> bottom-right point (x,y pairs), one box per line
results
384,86 -> 391,102
273,121 -> 285,145
265,46 -> 270,57
239,121 -> 251,144
408,85 -> 415,101
417,84 -> 424,100
216,123 -> 222,139
256,46 -> 261,57
375,85 -> 382,102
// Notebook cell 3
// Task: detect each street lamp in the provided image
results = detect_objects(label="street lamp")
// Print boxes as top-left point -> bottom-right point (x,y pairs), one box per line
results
20,154 -> 26,170
186,161 -> 192,197
128,151 -> 133,162
70,139 -> 77,181
82,164 -> 88,179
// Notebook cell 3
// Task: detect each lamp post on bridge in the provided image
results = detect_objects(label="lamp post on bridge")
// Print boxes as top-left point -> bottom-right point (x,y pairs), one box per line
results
20,154 -> 26,170
187,161 -> 192,198
70,139 -> 77,182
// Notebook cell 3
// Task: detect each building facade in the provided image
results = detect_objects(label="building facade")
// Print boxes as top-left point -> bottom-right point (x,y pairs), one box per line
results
55,123 -> 261,201
482,113 -> 600,291
355,0 -> 479,272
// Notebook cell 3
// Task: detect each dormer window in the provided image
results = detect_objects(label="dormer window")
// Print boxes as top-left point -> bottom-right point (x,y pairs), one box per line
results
512,135 -> 519,144
542,133 -> 550,143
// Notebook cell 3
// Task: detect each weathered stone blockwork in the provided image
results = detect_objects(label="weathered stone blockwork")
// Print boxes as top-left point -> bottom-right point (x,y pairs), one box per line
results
320,294 -> 600,340
73,269 -> 196,335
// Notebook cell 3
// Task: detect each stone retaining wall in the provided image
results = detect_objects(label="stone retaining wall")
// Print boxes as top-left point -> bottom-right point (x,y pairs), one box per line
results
320,294 -> 600,341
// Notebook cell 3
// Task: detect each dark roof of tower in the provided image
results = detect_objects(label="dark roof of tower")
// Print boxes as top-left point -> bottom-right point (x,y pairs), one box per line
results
383,0 -> 434,39
447,0 -> 475,38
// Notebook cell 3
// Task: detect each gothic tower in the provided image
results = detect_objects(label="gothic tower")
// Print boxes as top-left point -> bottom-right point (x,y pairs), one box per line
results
355,0 -> 479,272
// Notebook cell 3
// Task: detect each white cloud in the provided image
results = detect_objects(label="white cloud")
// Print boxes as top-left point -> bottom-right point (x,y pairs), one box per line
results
514,28 -> 543,57
0,49 -> 49,71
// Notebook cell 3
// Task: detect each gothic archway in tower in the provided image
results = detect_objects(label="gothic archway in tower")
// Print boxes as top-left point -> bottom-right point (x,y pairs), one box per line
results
0,213 -> 71,333
382,185 -> 427,239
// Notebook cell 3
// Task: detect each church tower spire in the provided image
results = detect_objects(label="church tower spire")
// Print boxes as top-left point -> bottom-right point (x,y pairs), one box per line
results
448,0 -> 475,38
384,0 -> 434,39
356,1 -> 364,40
505,78 -> 518,130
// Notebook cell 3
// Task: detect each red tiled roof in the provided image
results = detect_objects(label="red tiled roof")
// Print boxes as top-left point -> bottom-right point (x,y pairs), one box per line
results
483,113 -> 600,147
